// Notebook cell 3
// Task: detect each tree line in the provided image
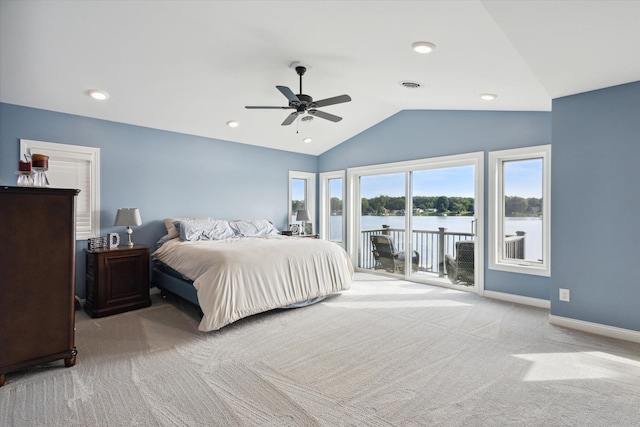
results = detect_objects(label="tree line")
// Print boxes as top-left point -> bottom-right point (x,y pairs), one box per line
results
300,195 -> 542,217
334,195 -> 541,217
504,196 -> 542,216
361,195 -> 474,216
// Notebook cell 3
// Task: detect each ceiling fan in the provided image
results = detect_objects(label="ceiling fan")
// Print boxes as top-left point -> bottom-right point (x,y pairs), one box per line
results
245,65 -> 351,126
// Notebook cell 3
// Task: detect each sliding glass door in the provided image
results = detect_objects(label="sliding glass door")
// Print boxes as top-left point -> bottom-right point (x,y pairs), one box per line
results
408,165 -> 476,286
359,172 -> 406,277
348,153 -> 484,292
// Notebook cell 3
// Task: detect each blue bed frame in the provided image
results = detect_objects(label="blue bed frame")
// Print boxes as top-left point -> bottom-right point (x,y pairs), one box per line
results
151,265 -> 200,306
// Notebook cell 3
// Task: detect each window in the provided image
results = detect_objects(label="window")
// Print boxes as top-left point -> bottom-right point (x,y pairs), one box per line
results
20,139 -> 100,240
288,171 -> 316,232
489,145 -> 551,276
319,171 -> 345,246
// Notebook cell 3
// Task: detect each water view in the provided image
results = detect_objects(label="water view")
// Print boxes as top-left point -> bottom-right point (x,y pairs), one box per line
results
331,214 -> 543,263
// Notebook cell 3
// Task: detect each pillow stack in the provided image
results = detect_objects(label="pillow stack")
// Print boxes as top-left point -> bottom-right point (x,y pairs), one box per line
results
164,218 -> 279,242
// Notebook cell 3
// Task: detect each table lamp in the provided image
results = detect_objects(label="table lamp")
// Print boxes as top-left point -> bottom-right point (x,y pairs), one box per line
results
114,208 -> 142,246
296,209 -> 310,235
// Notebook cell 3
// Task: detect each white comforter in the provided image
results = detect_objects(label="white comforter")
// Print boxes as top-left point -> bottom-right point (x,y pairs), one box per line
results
152,236 -> 353,331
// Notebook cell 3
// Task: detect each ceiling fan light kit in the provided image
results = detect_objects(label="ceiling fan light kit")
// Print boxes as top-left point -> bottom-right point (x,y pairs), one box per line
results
246,64 -> 352,126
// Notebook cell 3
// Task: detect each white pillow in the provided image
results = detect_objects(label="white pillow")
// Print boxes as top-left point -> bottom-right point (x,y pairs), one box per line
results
230,219 -> 279,237
164,217 -> 211,239
177,219 -> 237,241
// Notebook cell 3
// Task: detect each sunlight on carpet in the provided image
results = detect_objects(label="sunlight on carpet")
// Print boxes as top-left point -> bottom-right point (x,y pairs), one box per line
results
2,272 -> 640,426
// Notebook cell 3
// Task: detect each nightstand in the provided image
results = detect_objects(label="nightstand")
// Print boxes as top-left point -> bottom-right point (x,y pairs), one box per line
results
84,245 -> 151,318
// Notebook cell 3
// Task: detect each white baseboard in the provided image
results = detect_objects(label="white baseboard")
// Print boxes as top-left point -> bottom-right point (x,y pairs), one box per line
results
483,291 -> 640,343
483,290 -> 550,309
549,314 -> 640,344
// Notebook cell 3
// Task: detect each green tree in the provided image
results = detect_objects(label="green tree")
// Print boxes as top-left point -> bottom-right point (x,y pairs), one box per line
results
361,198 -> 371,214
292,200 -> 305,212
330,197 -> 342,213
505,196 -> 527,216
436,196 -> 449,212
387,196 -> 405,211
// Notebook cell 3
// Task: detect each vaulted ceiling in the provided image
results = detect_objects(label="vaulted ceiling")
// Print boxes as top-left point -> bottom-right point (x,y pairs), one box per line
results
1,1 -> 639,155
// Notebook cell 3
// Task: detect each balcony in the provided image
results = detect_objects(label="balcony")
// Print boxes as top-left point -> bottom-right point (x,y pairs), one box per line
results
359,225 -> 525,282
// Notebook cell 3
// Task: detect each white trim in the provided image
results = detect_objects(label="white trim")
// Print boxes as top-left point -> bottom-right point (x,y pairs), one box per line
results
319,170 -> 345,246
346,167 -> 360,267
20,139 -> 100,240
347,152 -> 484,294
549,314 -> 640,344
488,144 -> 551,277
484,290 -> 550,309
288,170 -> 316,232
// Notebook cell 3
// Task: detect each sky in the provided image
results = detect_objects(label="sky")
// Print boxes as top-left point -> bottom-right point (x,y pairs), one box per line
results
360,161 -> 542,199
361,166 -> 475,199
292,160 -> 543,202
503,159 -> 543,198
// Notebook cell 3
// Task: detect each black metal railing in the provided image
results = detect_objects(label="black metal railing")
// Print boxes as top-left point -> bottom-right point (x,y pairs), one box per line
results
360,226 -> 525,276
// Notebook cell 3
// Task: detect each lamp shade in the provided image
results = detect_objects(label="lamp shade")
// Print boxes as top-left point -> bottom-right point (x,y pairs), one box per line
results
114,208 -> 142,227
296,209 -> 310,222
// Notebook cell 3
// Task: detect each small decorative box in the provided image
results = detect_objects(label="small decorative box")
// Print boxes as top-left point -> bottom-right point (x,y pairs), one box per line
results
88,236 -> 108,251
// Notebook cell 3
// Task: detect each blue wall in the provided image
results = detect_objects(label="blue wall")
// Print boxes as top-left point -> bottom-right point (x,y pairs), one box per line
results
551,81 -> 640,332
319,109 -> 553,300
0,103 -> 317,297
4,87 -> 638,334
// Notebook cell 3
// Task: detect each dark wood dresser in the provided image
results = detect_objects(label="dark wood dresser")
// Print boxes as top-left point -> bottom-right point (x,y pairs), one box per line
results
84,245 -> 151,318
0,186 -> 80,387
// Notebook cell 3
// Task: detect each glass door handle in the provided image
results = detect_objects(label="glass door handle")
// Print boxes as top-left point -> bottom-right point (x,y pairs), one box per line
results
471,219 -> 477,236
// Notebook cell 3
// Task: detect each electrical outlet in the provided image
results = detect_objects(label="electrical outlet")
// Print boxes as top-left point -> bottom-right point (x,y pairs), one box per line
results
559,288 -> 570,302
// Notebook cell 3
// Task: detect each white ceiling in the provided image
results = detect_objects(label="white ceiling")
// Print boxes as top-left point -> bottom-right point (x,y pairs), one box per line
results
1,1 -> 639,155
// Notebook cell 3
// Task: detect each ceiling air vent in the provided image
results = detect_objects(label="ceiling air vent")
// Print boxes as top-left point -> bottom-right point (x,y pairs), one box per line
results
400,81 -> 422,89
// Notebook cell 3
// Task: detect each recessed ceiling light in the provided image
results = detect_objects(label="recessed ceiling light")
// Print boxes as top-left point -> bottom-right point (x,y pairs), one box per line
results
411,41 -> 436,54
88,89 -> 109,101
302,137 -> 312,144
226,120 -> 239,128
480,93 -> 498,101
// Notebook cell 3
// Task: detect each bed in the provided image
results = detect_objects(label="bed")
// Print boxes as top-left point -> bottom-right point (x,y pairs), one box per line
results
151,217 -> 353,331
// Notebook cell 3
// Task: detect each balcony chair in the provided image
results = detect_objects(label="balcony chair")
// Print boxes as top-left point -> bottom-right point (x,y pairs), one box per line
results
445,240 -> 474,285
371,234 -> 419,273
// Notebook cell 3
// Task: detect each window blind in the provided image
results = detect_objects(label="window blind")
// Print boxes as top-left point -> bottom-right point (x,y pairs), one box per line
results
20,139 -> 100,240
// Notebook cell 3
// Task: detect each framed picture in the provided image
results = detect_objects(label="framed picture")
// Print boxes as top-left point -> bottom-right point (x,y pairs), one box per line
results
289,224 -> 300,235
304,222 -> 313,235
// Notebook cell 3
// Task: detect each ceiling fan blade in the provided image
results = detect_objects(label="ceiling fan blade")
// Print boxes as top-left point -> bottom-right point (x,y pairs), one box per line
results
311,94 -> 351,108
276,86 -> 300,104
308,109 -> 342,122
245,105 -> 290,109
281,112 -> 299,126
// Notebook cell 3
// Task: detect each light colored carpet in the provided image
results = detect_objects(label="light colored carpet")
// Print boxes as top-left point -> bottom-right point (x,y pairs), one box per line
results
2,273 -> 640,426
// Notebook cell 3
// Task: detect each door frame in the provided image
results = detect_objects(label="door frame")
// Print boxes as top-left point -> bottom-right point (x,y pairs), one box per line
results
319,170 -> 346,247
347,152 -> 484,294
